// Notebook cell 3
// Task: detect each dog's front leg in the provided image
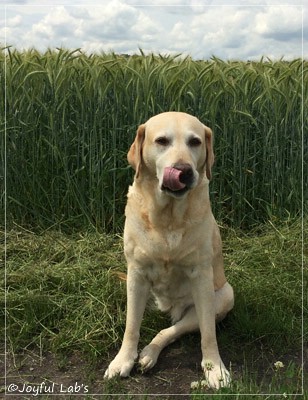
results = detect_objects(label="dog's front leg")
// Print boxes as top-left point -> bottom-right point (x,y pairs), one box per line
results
189,266 -> 230,389
104,266 -> 150,379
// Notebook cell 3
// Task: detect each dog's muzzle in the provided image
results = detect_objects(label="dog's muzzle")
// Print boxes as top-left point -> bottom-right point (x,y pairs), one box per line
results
161,163 -> 195,197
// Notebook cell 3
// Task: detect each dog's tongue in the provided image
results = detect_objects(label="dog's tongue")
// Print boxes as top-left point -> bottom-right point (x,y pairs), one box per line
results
163,167 -> 186,191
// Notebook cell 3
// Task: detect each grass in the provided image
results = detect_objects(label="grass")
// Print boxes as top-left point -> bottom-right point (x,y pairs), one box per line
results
2,49 -> 307,231
3,218 -> 306,397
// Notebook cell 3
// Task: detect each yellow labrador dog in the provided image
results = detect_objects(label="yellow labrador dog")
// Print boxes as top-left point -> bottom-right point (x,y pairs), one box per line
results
104,112 -> 234,389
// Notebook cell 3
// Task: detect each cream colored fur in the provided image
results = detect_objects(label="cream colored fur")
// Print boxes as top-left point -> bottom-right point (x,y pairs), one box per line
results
104,112 -> 234,389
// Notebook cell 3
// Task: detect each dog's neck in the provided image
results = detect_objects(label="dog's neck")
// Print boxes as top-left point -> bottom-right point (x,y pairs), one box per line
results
127,174 -> 211,231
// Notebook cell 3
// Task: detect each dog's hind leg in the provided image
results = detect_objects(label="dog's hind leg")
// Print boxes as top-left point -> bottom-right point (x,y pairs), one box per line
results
214,281 -> 234,322
139,282 -> 234,372
139,306 -> 199,371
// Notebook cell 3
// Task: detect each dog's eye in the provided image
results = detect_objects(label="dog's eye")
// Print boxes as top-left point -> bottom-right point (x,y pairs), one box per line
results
155,137 -> 170,146
188,137 -> 202,147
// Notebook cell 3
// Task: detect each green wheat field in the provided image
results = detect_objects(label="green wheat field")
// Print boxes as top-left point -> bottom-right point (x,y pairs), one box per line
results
1,48 -> 307,398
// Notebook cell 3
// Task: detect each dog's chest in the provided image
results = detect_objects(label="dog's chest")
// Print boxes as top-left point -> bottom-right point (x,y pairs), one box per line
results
146,256 -> 188,294
146,226 -> 190,260
165,228 -> 183,250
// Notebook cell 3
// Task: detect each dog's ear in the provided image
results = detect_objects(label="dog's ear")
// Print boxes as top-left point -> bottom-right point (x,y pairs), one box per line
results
204,125 -> 214,180
127,124 -> 146,179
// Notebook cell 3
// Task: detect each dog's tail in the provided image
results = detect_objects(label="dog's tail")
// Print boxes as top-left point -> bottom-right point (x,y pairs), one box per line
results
112,271 -> 127,281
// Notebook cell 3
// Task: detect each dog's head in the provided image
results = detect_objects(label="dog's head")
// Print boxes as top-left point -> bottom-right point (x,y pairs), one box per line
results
127,112 -> 214,198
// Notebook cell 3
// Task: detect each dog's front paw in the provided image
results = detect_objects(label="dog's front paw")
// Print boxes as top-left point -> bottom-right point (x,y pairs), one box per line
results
104,351 -> 137,379
201,359 -> 231,389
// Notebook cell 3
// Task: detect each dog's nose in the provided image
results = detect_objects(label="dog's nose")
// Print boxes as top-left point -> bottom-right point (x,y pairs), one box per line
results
173,163 -> 194,186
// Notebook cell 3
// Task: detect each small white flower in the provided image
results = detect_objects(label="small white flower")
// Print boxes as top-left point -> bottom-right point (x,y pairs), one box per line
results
190,380 -> 208,390
190,381 -> 199,390
274,361 -> 285,370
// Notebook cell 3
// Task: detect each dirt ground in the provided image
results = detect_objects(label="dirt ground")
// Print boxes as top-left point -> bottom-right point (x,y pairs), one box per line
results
3,337 -> 305,399
3,339 -> 238,399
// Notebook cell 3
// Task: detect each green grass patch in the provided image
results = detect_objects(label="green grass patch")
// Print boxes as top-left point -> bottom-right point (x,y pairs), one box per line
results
4,229 -> 127,357
3,218 -> 306,396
